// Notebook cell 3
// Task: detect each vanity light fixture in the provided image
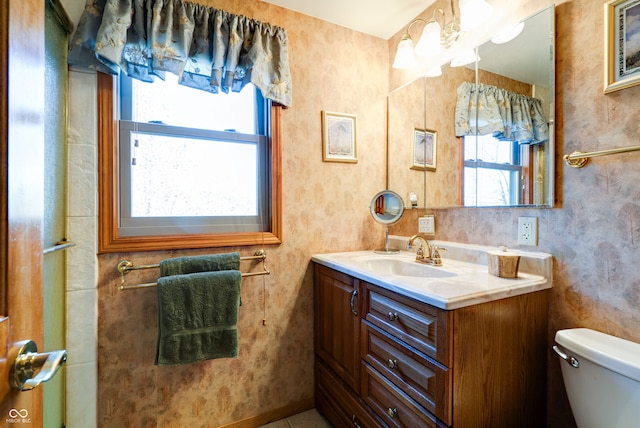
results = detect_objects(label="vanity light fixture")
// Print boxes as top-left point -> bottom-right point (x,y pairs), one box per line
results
450,48 -> 480,67
392,26 -> 421,69
491,21 -> 525,44
392,0 -> 493,70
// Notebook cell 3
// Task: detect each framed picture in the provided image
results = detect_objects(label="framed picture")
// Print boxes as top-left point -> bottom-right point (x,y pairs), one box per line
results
321,111 -> 357,163
411,128 -> 437,171
604,0 -> 640,93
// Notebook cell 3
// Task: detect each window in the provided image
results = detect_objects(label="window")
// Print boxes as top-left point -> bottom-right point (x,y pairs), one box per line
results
98,73 -> 282,253
462,134 -> 530,207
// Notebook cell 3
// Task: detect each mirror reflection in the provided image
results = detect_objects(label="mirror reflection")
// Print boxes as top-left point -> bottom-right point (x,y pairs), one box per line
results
370,190 -> 405,224
387,6 -> 555,208
370,190 -> 405,254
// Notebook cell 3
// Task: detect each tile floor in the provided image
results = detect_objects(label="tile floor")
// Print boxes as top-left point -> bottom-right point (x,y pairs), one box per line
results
258,409 -> 332,428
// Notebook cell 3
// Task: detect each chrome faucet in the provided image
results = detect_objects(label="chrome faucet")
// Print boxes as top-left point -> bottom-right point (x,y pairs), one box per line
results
408,235 -> 446,266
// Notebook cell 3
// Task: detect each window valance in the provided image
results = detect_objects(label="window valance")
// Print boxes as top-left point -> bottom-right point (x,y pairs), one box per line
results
454,82 -> 548,145
68,0 -> 293,107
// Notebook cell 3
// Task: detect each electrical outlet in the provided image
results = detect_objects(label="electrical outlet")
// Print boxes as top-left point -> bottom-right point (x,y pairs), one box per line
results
517,216 -> 538,246
418,215 -> 435,235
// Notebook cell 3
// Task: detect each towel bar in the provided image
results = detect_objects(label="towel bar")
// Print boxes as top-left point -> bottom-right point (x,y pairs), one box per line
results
43,239 -> 76,255
116,250 -> 270,291
563,145 -> 640,168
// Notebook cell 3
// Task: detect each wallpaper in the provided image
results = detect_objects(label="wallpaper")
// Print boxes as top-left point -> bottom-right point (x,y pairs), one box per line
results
95,0 -> 388,426
93,0 -> 640,427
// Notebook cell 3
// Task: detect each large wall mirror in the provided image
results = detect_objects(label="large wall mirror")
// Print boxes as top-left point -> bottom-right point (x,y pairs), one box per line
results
388,5 -> 555,208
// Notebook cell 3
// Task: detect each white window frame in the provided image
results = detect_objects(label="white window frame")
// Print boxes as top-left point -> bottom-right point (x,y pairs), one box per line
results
462,135 -> 523,207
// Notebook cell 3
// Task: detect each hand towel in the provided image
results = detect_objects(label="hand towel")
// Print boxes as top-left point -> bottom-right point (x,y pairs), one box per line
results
155,270 -> 242,366
159,252 -> 240,277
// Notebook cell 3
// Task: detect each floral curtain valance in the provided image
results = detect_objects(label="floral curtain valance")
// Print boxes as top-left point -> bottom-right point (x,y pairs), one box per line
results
454,82 -> 548,145
68,0 -> 293,107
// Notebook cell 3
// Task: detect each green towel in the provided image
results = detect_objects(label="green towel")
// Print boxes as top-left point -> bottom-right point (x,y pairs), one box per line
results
155,270 -> 242,366
159,252 -> 241,277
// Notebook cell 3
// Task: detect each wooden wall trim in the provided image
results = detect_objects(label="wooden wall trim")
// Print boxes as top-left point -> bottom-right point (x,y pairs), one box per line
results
218,398 -> 314,428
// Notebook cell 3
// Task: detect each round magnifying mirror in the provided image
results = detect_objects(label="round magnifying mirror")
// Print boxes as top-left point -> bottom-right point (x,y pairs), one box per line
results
370,190 -> 405,254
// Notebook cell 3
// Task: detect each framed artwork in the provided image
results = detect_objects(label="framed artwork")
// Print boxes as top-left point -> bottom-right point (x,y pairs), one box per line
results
411,128 -> 437,171
604,0 -> 640,93
321,111 -> 357,163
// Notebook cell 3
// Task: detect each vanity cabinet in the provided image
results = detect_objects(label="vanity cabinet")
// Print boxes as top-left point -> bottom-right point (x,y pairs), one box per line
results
314,265 -> 385,427
314,264 -> 548,428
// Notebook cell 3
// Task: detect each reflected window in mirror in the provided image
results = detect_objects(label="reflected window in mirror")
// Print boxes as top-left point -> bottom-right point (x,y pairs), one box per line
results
387,5 -> 555,208
463,134 -> 534,207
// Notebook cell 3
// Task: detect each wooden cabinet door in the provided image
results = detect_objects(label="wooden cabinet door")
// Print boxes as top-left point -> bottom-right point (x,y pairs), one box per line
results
314,264 -> 361,392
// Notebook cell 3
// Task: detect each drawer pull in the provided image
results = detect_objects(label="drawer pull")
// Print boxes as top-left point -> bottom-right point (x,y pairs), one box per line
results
352,415 -> 362,428
387,407 -> 398,418
388,311 -> 399,321
387,358 -> 398,369
350,290 -> 358,316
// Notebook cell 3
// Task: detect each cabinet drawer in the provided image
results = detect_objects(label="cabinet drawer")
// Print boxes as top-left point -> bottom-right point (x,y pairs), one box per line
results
363,283 -> 451,366
316,360 -> 384,428
361,362 -> 446,428
362,321 -> 452,425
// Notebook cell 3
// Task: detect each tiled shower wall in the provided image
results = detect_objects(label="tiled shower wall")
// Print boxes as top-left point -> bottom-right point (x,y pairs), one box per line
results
66,68 -> 98,427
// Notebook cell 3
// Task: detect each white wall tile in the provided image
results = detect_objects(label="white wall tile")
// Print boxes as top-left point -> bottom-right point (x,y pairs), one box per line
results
66,289 -> 97,365
66,362 -> 97,428
67,216 -> 97,291
67,143 -> 96,217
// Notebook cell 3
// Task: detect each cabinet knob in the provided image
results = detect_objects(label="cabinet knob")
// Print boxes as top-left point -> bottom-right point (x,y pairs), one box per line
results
388,311 -> 398,321
387,358 -> 398,369
387,407 -> 398,418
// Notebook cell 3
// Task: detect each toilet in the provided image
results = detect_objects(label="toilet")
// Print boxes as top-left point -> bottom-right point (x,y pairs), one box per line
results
553,328 -> 640,428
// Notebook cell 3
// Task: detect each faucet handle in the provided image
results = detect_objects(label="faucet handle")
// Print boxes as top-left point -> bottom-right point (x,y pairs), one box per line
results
431,246 -> 447,266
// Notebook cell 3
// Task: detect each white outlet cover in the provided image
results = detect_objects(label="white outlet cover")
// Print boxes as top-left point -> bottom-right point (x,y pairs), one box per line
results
517,216 -> 538,246
418,215 -> 435,235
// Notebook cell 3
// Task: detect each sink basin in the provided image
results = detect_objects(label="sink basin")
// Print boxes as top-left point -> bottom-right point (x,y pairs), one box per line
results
354,258 -> 458,278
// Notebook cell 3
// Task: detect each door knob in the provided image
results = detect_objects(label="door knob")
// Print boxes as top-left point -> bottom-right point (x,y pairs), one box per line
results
9,340 -> 67,391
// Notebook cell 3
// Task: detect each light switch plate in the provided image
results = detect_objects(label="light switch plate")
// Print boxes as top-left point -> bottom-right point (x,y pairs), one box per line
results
418,215 -> 435,235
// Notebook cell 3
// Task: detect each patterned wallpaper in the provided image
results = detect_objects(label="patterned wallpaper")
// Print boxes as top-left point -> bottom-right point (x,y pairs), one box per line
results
96,0 -> 388,426
95,0 -> 640,427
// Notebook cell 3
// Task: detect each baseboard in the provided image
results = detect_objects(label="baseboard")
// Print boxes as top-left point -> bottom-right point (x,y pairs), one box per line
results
218,398 -> 315,428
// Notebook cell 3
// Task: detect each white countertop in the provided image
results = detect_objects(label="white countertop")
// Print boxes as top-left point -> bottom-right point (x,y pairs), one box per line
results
311,240 -> 552,310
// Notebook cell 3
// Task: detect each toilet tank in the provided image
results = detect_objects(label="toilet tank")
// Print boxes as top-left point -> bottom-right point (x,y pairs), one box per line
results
554,328 -> 640,428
